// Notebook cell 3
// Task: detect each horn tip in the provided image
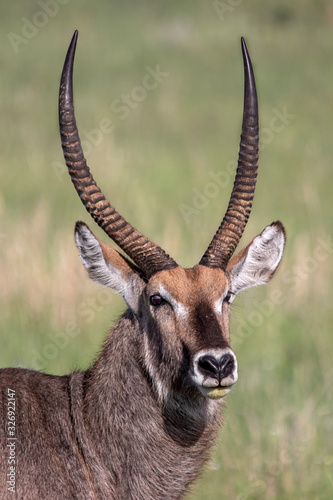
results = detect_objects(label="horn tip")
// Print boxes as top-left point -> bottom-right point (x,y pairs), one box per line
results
69,30 -> 79,54
60,30 -> 79,107
240,37 -> 250,62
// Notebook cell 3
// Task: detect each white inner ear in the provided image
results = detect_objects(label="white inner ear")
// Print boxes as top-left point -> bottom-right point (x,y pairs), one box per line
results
230,224 -> 285,296
75,224 -> 143,312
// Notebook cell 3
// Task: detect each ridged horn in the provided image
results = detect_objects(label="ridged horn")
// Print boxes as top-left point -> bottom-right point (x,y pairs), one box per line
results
200,38 -> 259,269
59,31 -> 178,279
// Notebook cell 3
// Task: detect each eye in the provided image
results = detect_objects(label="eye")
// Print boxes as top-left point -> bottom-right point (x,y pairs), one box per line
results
150,294 -> 164,306
224,291 -> 233,304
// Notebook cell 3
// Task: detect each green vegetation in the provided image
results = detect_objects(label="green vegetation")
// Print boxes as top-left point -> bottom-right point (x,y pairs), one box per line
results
1,1 -> 332,498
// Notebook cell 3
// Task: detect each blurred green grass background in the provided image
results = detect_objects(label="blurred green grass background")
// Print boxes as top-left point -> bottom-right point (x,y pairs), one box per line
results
1,1 -> 332,498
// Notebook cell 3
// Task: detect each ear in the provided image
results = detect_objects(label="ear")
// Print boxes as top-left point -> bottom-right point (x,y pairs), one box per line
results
74,221 -> 145,313
226,221 -> 286,297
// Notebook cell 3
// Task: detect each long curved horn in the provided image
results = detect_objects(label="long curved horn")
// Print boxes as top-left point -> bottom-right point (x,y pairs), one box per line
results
59,31 -> 178,279
200,38 -> 259,269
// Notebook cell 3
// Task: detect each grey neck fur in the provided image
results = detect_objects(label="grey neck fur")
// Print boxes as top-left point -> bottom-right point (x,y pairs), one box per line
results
75,311 -> 223,499
0,310 -> 222,500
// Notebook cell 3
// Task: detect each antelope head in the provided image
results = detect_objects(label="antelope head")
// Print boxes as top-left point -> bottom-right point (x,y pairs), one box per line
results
59,32 -> 285,403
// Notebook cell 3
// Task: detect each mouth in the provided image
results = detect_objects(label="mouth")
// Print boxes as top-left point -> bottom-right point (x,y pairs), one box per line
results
198,384 -> 233,400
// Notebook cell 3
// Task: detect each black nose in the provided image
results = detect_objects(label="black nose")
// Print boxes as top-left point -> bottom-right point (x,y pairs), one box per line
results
198,354 -> 235,382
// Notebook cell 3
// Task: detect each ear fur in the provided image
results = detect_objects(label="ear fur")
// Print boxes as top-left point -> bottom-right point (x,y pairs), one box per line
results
227,221 -> 286,296
74,221 -> 145,313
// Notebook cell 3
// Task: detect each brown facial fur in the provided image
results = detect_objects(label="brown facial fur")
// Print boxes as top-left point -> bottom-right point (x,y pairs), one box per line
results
149,265 -> 229,307
147,265 -> 231,352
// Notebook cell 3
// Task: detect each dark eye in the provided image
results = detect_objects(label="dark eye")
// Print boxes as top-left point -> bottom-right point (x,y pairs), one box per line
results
150,294 -> 164,306
224,291 -> 232,303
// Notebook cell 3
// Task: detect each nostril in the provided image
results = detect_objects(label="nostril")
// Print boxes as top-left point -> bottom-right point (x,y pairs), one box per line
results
198,355 -> 219,378
219,354 -> 235,379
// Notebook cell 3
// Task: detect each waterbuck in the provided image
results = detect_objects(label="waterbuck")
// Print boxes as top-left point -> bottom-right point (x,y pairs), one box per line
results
0,32 -> 285,499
